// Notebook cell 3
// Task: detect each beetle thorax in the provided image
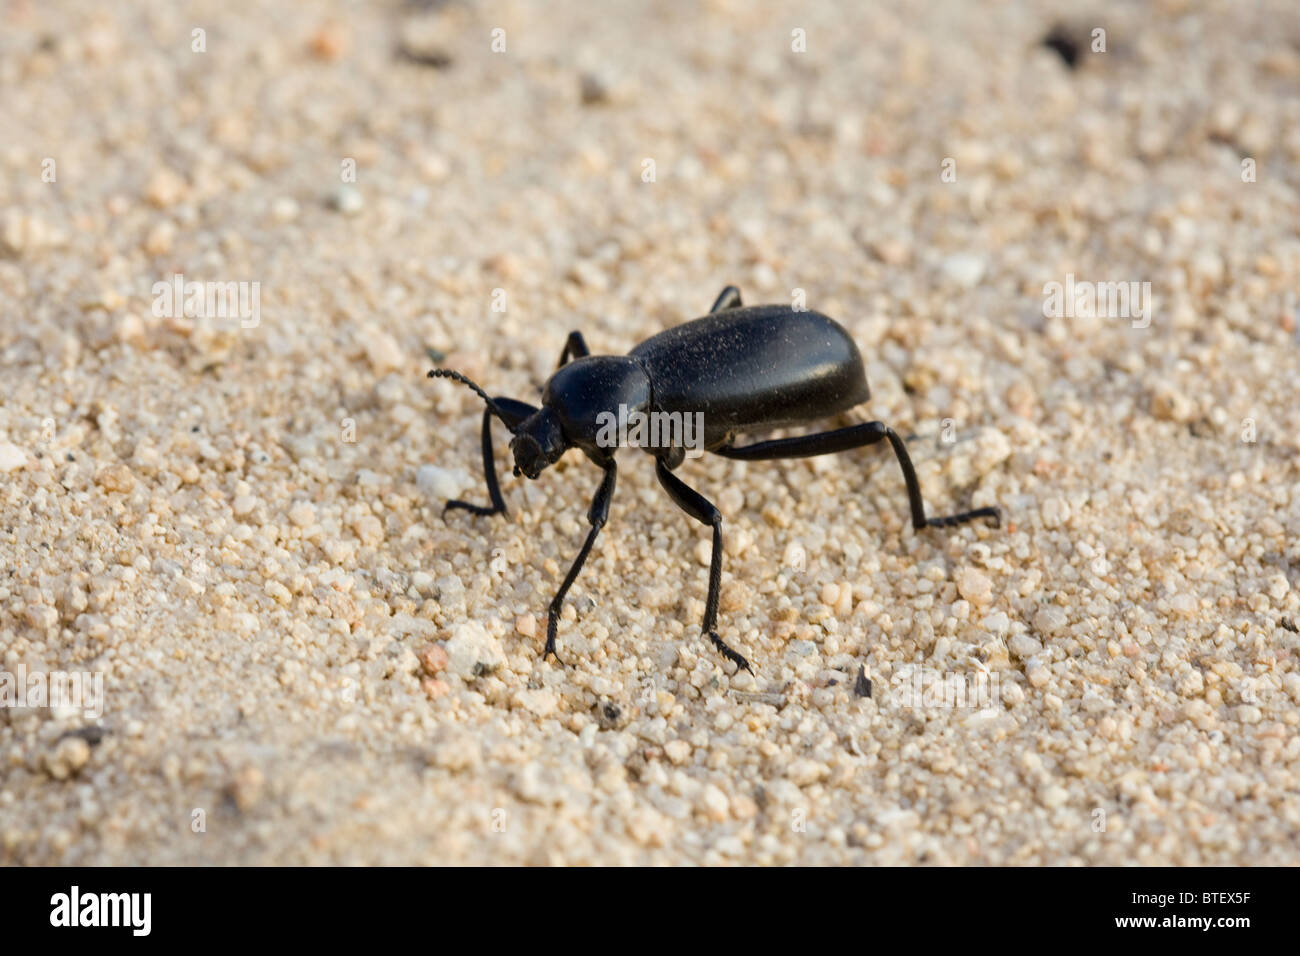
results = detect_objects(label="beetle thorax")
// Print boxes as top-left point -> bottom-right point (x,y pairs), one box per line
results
542,356 -> 652,456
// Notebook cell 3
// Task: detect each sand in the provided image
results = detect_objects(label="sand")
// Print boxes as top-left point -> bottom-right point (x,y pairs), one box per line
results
1,0 -> 1299,864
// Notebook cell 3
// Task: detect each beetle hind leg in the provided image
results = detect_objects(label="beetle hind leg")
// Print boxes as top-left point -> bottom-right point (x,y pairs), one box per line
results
714,421 -> 1001,532
922,506 -> 1003,528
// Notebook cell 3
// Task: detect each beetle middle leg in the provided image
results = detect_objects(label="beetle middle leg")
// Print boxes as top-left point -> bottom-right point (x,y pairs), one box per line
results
544,462 -> 617,664
708,285 -> 743,313
654,458 -> 754,675
715,422 -> 1001,531
444,397 -> 538,517
556,331 -> 590,368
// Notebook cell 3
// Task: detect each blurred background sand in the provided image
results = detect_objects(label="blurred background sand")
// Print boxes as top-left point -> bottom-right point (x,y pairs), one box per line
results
1,0 -> 1299,864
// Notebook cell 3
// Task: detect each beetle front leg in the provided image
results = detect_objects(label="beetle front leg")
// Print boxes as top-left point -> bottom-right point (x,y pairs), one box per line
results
545,462 -> 617,664
654,459 -> 754,676
444,397 -> 538,517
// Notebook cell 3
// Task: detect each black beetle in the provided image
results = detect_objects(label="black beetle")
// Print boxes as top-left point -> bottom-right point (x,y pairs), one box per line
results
430,286 -> 1000,674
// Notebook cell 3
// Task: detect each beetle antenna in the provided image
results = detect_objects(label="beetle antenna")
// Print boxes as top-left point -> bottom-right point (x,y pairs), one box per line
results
427,368 -> 517,430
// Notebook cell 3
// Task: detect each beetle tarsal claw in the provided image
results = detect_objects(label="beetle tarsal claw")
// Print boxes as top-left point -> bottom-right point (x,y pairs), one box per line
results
706,630 -> 754,676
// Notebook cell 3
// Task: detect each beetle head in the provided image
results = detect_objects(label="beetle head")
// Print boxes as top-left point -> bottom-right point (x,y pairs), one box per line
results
510,408 -> 567,479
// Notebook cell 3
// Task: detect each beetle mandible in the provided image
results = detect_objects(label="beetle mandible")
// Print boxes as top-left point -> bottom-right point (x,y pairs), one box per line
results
429,285 -> 1001,674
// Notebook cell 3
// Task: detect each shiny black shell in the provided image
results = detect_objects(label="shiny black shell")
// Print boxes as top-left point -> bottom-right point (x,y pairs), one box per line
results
629,305 -> 870,450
